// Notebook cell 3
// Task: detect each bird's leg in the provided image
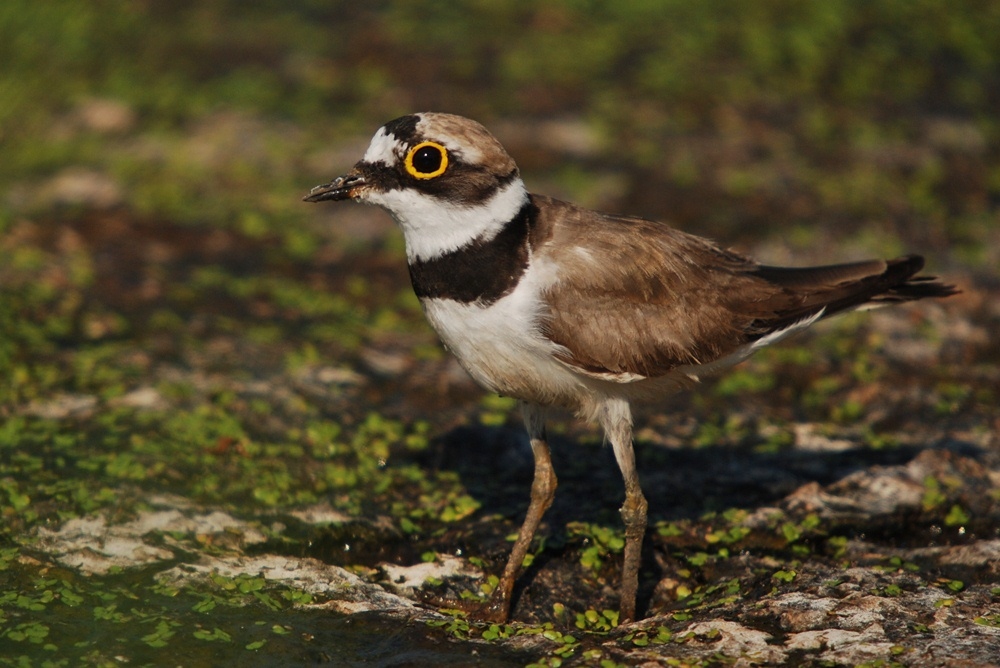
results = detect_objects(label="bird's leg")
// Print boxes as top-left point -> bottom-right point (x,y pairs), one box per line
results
481,403 -> 556,623
601,398 -> 647,623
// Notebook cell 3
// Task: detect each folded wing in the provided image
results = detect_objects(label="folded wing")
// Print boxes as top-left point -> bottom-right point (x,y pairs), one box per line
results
532,196 -> 957,380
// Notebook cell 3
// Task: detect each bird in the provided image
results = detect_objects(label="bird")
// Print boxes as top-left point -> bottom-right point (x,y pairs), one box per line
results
304,112 -> 958,624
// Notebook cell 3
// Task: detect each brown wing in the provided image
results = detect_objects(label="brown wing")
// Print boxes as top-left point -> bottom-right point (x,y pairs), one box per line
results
530,195 -> 956,379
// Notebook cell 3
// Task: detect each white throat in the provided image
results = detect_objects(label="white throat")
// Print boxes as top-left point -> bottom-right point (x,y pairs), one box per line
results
367,179 -> 529,263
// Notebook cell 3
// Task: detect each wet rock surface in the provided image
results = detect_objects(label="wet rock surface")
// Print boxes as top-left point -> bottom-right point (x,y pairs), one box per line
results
22,430 -> 1000,666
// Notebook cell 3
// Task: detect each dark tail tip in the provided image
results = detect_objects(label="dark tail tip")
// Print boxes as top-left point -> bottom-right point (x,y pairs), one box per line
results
885,255 -> 960,301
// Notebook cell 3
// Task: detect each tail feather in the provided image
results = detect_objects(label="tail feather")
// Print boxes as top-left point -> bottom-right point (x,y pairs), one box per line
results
748,254 -> 958,337
880,274 -> 961,302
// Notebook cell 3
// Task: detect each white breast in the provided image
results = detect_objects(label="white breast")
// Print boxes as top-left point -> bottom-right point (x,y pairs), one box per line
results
419,257 -> 587,408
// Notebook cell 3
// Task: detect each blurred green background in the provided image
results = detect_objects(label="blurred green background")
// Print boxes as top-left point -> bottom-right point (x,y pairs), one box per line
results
1,1 -> 998,664
7,0 -> 999,420
3,0 -> 998,255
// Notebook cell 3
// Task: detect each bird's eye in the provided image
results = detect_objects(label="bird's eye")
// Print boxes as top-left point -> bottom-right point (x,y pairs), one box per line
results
405,141 -> 448,179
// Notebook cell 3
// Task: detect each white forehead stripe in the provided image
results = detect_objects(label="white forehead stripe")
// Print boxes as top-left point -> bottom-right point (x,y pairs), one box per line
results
362,127 -> 403,165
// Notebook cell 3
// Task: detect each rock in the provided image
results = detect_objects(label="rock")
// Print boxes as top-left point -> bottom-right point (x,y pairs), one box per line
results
21,393 -> 99,419
34,508 -> 267,575
786,624 -> 895,664
380,554 -> 480,595
74,98 -> 137,134
45,168 -> 123,209
682,619 -> 787,664
109,386 -> 167,410
157,554 -> 417,615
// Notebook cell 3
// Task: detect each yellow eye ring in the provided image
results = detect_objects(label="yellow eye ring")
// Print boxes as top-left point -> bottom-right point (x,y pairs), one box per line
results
404,141 -> 449,179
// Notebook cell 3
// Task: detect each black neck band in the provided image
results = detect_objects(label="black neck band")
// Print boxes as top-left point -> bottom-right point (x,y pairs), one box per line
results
408,198 -> 538,305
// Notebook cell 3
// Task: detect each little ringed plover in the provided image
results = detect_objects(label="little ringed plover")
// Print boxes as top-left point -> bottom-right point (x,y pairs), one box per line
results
305,112 -> 957,623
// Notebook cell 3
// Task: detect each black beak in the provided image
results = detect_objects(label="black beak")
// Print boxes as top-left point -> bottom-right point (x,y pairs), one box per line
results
302,172 -> 367,203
